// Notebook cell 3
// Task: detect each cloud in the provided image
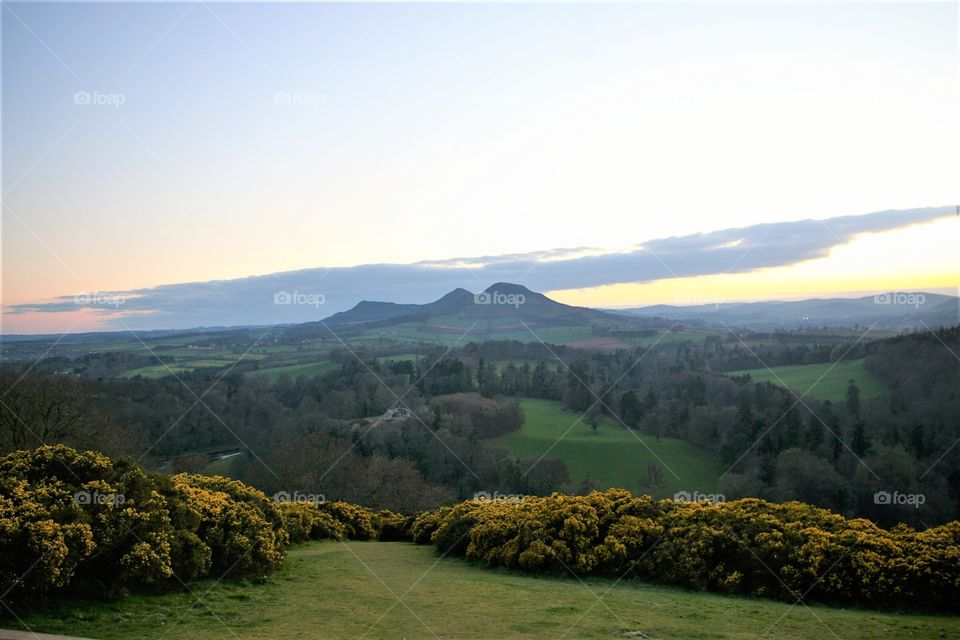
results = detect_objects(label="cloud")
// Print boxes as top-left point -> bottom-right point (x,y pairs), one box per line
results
5,206 -> 953,331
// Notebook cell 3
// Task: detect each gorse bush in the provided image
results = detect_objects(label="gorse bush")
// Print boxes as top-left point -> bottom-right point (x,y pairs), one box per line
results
170,474 -> 287,578
0,446 -> 400,602
413,489 -> 960,610
277,501 -> 346,543
5,446 -> 957,612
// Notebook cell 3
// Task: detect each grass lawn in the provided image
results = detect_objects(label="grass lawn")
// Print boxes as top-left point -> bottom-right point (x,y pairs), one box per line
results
11,541 -> 959,639
118,361 -> 239,379
491,399 -> 724,496
728,358 -> 886,402
247,360 -> 337,383
201,456 -> 238,476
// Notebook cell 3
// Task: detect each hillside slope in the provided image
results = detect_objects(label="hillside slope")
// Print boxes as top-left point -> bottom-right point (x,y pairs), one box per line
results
17,541 -> 960,639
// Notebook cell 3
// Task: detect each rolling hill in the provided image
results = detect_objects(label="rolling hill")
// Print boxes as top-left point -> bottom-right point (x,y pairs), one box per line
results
313,283 -> 668,346
617,292 -> 959,330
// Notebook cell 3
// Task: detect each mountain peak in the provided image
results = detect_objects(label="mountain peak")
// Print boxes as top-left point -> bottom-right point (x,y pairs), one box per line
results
437,287 -> 474,300
483,282 -> 535,295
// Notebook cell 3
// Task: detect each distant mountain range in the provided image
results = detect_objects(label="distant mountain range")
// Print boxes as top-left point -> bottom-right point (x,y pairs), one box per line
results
5,286 -> 956,344
321,282 -> 646,331
615,292 -> 959,330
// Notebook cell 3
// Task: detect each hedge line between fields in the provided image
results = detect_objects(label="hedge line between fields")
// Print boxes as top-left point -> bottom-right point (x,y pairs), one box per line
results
410,490 -> 960,609
3,446 -> 958,611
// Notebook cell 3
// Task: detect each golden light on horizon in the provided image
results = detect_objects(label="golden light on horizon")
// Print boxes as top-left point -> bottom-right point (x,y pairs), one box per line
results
548,217 -> 960,308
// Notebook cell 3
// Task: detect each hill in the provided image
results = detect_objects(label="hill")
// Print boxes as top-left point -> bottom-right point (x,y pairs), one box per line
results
325,283 -> 641,327
618,292 -> 958,330
316,283 -> 668,346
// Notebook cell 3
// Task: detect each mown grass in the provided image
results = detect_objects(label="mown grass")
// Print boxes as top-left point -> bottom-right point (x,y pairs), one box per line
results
491,398 -> 724,496
246,360 -> 337,383
728,358 -> 886,402
11,541 -> 959,639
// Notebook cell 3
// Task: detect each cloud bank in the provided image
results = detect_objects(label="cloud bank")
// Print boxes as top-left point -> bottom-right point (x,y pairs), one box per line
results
5,206 -> 953,331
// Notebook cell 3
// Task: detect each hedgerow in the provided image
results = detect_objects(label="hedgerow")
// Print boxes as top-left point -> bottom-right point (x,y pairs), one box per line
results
5,446 -> 957,612
0,446 -> 401,602
414,490 -> 960,610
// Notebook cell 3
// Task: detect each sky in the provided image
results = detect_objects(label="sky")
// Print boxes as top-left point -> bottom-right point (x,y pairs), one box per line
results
2,2 -> 958,333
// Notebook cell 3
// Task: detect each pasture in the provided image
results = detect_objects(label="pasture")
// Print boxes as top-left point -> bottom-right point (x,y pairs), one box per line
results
491,398 -> 724,496
14,541 -> 960,639
728,358 -> 885,402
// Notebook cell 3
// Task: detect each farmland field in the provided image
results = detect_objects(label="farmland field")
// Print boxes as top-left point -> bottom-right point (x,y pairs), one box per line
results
355,322 -> 598,347
247,360 -> 337,383
728,358 -> 885,402
491,398 -> 724,496
14,541 -> 959,640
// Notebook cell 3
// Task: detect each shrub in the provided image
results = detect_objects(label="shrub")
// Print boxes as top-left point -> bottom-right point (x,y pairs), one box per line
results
0,447 -> 291,600
417,489 -> 960,610
277,502 -> 346,543
411,505 -> 454,545
317,501 -> 378,540
171,476 -> 285,578
0,446 -> 424,604
375,509 -> 413,542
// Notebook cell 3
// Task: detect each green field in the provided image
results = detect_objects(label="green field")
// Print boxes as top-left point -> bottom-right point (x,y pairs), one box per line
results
492,399 -> 723,496
201,456 -> 238,476
356,321 -> 597,347
13,541 -> 958,639
729,358 -> 885,402
119,359 -> 246,379
247,360 -> 337,383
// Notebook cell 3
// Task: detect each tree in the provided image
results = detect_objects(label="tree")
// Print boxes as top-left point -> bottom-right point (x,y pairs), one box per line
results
850,420 -> 868,458
643,389 -> 659,414
909,423 -> 926,459
562,363 -> 593,412
619,391 -> 642,429
585,405 -> 601,434
804,415 -> 824,452
845,380 -> 861,418
639,461 -> 663,497
773,448 -> 848,512
0,368 -> 131,456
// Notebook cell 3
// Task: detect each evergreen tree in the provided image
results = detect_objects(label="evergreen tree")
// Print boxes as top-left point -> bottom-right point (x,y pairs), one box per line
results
850,420 -> 868,458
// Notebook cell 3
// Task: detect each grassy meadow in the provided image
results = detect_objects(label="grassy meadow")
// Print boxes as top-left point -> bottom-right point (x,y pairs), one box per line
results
13,541 -> 960,640
728,358 -> 885,402
491,398 -> 724,496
